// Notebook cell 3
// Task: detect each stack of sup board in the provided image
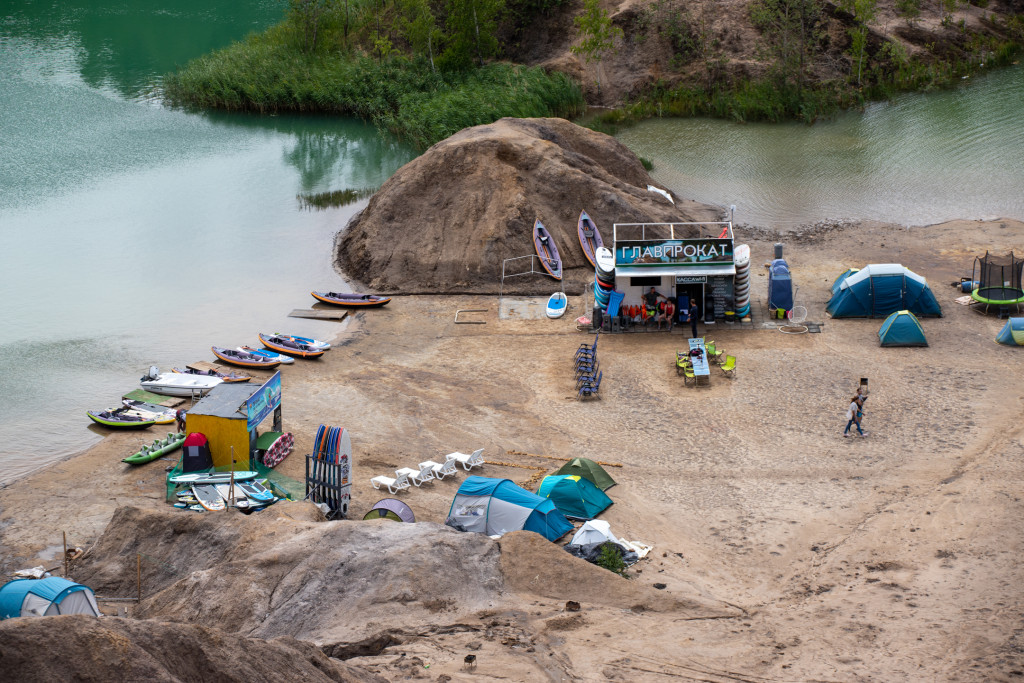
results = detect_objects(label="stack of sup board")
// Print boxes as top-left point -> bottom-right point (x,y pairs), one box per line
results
173,479 -> 278,512
594,247 -> 616,310
734,244 -> 752,320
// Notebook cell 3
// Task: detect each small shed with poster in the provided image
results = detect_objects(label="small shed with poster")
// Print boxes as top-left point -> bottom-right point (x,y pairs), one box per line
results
184,372 -> 282,470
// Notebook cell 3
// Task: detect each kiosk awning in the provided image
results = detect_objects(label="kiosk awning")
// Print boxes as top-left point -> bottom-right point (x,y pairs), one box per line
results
616,263 -> 737,278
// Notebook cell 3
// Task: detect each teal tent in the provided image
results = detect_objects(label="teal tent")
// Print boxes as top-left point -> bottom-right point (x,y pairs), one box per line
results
878,310 -> 928,347
537,475 -> 613,520
996,317 -> 1024,346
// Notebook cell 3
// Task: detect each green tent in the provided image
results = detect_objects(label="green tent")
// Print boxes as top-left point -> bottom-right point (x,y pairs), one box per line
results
537,475 -> 613,520
552,457 -> 617,491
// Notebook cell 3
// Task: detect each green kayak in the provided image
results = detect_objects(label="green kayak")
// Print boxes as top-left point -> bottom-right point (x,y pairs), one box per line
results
123,432 -> 186,465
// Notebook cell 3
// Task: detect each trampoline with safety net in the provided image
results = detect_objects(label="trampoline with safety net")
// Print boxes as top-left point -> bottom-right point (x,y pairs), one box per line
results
970,251 -> 1024,315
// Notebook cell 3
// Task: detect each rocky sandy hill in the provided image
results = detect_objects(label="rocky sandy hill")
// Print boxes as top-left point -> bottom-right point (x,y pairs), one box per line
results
336,117 -> 722,294
507,0 -> 1023,105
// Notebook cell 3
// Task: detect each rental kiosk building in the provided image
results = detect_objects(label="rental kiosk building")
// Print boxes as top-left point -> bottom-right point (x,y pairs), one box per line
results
613,222 -> 736,322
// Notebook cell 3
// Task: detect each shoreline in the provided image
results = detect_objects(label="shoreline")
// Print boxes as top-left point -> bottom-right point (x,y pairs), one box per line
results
3,216 -> 1024,679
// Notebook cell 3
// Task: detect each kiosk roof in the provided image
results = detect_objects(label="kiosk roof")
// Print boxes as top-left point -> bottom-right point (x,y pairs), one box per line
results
188,383 -> 262,419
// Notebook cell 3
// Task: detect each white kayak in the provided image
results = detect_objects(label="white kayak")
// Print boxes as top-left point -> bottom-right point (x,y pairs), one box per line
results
546,292 -> 568,319
140,367 -> 221,397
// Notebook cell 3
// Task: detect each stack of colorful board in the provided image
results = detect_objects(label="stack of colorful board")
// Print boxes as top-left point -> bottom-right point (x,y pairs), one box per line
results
594,247 -> 616,310
307,425 -> 352,519
734,244 -> 752,320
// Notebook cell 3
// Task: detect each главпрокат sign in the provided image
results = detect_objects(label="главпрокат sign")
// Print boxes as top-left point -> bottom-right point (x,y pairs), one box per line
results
616,239 -> 733,267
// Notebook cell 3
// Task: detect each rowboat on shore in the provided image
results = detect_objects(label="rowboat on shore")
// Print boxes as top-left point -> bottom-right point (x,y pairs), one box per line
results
533,218 -> 562,280
577,210 -> 604,269
258,333 -> 326,359
311,291 -> 392,307
211,346 -> 282,369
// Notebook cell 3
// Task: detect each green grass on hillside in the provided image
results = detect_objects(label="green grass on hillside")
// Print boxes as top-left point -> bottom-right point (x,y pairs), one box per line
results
163,29 -> 584,150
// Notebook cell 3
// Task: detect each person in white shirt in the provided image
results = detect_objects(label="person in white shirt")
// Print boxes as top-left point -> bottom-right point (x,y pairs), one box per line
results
843,397 -> 866,437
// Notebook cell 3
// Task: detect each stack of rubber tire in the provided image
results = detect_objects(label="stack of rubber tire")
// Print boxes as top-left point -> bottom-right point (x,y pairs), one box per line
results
734,244 -> 752,321
594,257 -> 616,311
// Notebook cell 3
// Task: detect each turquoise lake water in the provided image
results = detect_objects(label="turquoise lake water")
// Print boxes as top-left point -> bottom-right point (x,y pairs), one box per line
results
0,0 -> 414,484
1,1 -> 1020,484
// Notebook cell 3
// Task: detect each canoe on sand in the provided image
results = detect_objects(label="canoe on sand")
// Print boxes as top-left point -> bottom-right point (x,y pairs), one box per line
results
311,291 -> 391,307
533,218 -> 562,280
577,210 -> 604,269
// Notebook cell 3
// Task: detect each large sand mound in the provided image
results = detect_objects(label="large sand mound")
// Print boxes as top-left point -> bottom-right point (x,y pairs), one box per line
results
70,506 -> 708,651
336,117 -> 722,294
0,614 -> 383,683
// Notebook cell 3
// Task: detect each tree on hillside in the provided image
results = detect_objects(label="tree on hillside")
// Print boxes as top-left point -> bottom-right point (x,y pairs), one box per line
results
402,0 -> 443,72
444,0 -> 504,68
571,0 -> 623,96
290,0 -> 337,53
750,0 -> 822,96
841,0 -> 877,86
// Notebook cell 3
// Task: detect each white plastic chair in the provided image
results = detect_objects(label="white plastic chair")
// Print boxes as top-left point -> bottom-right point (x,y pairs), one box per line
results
446,448 -> 485,471
420,459 -> 457,480
370,471 -> 410,494
396,463 -> 435,487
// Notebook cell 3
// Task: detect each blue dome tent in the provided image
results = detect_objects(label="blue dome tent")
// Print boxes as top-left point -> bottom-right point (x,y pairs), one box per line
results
996,317 -> 1024,346
446,476 -> 573,541
878,310 -> 928,347
0,577 -> 100,619
826,264 -> 942,318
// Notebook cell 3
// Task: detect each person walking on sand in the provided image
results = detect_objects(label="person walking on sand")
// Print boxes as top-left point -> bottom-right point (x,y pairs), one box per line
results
689,301 -> 699,339
843,397 -> 867,437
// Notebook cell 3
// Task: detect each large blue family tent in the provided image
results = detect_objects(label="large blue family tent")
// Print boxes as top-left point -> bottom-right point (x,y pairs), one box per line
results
878,310 -> 928,347
826,264 -> 942,318
768,259 -> 794,312
447,476 -> 573,541
996,317 -> 1024,346
0,577 -> 100,619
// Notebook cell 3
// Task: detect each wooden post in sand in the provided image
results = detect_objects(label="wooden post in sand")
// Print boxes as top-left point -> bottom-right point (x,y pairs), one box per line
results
228,446 -> 236,510
62,531 -> 68,578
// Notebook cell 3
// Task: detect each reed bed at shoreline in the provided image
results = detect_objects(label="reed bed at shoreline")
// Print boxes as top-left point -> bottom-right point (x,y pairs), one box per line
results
163,33 -> 584,150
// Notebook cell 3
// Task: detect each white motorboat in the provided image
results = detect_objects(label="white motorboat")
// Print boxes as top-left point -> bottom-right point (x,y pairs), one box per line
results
140,366 -> 222,397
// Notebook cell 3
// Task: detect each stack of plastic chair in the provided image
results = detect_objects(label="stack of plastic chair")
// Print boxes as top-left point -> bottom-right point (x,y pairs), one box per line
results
574,332 -> 600,396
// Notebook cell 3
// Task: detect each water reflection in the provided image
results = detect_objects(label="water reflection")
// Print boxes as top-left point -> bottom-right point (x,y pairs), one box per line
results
1,0 -> 283,99
617,66 -> 1024,227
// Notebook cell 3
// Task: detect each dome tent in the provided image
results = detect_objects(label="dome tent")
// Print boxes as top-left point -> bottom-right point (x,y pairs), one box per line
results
362,498 -> 415,523
552,457 -> 617,491
537,475 -> 613,520
826,264 -> 942,318
0,577 -> 100,619
996,317 -> 1024,346
446,476 -> 573,541
878,310 -> 928,347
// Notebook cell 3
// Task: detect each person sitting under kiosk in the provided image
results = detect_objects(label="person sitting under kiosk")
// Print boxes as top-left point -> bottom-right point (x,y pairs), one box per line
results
659,298 -> 675,331
644,288 -> 663,326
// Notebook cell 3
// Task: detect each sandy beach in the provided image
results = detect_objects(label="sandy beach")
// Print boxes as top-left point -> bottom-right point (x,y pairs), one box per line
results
2,217 -> 1023,681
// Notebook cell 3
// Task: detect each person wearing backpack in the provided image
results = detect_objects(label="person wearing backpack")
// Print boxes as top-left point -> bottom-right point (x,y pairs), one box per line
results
843,397 -> 867,437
